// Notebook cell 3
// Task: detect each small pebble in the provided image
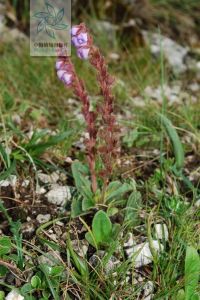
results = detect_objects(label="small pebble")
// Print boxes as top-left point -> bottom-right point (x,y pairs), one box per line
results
38,250 -> 61,266
143,281 -> 154,297
36,184 -> 46,195
89,251 -> 120,274
0,175 -> 17,187
38,172 -> 59,184
22,179 -> 30,187
5,289 -> 24,300
36,214 -> 51,224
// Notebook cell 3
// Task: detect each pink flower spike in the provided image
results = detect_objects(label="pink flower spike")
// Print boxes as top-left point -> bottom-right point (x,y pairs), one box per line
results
77,47 -> 90,60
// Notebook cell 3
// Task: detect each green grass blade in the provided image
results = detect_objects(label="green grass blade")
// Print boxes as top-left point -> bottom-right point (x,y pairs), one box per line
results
159,114 -> 184,171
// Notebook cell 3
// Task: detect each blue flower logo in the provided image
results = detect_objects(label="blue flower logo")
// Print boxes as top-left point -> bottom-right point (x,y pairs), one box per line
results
33,2 -> 68,39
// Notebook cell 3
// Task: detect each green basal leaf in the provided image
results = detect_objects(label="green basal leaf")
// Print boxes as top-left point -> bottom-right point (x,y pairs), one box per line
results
92,211 -> 112,245
82,197 -> 95,211
21,283 -> 34,294
85,232 -> 96,248
0,236 -> 12,256
39,264 -> 60,300
124,191 -> 142,226
185,246 -> 200,300
0,161 -> 16,181
0,265 -> 8,277
105,181 -> 132,204
31,275 -> 42,289
71,196 -> 83,218
111,223 -> 120,240
25,130 -> 72,157
49,265 -> 65,277
107,207 -> 119,217
72,161 -> 95,211
66,236 -> 88,277
159,114 -> 184,171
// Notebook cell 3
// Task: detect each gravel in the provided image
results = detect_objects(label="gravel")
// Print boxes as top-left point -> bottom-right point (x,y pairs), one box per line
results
46,185 -> 71,206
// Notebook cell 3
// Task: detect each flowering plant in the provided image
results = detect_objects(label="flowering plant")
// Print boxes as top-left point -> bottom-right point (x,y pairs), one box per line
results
56,23 -> 129,214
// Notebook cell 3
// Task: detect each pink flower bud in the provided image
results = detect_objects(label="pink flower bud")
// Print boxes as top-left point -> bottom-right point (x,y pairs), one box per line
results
71,36 -> 80,48
62,73 -> 73,85
72,32 -> 88,48
55,61 -> 63,70
71,26 -> 80,36
77,33 -> 88,45
57,70 -> 73,85
77,47 -> 90,60
57,70 -> 66,80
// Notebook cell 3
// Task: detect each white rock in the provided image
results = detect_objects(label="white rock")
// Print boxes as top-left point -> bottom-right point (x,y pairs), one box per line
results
188,83 -> 199,92
154,224 -> 169,241
196,61 -> 200,70
0,179 -> 10,187
49,172 -> 59,183
124,233 -> 135,248
143,31 -> 189,74
195,199 -> 200,207
6,289 -> 24,300
65,157 -> 73,164
46,185 -> 71,206
129,240 -> 164,268
22,180 -> 30,187
89,251 -> 120,274
143,281 -> 154,297
131,96 -> 145,107
36,214 -> 51,224
144,83 -> 194,105
144,295 -> 154,300
12,114 -> 21,125
0,175 -> 17,187
38,172 -> 59,184
36,184 -> 46,195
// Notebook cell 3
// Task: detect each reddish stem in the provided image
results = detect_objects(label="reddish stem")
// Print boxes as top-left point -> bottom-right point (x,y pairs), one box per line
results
57,53 -> 98,193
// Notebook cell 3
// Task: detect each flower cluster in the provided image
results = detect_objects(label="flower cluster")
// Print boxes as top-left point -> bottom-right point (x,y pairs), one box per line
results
55,23 -> 120,193
56,47 -> 98,193
56,49 -> 74,86
71,24 -> 92,60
